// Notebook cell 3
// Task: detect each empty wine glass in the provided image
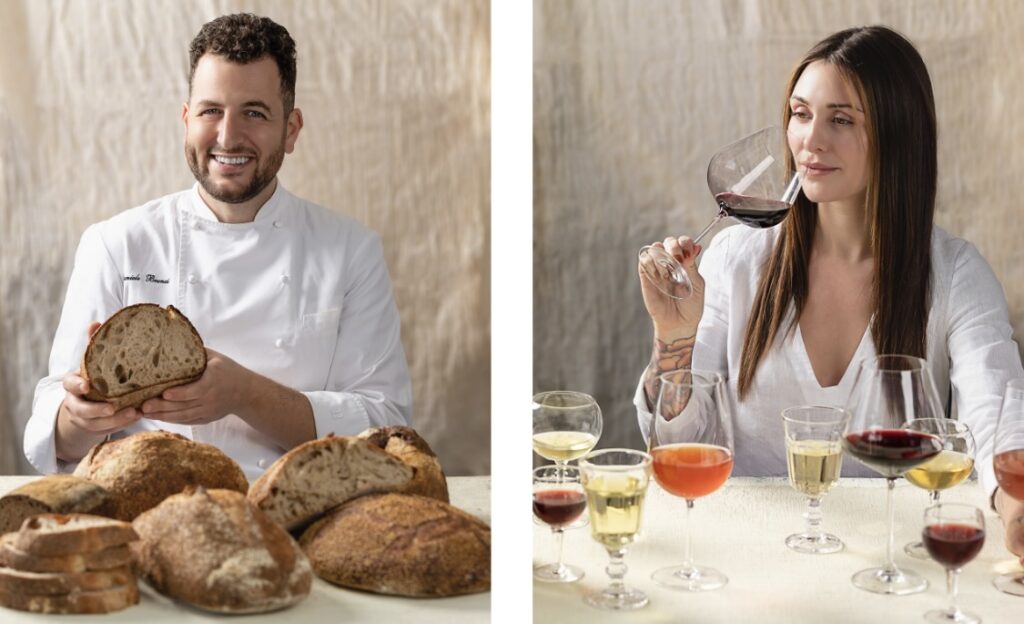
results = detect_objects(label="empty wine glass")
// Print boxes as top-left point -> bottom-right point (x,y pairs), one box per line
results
922,503 -> 986,623
648,370 -> 734,590
843,355 -> 944,595
903,419 -> 976,559
993,377 -> 1024,597
638,126 -> 802,300
579,449 -> 653,610
782,405 -> 849,554
533,465 -> 587,583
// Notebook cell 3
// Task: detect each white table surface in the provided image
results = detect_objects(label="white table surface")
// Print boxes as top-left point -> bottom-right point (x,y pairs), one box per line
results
534,477 -> 1023,623
0,475 -> 490,622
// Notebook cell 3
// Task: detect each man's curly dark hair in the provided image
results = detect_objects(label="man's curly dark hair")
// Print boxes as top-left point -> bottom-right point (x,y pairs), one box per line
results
188,13 -> 297,114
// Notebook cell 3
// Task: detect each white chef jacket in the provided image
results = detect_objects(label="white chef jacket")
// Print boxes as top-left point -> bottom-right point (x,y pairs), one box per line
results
26,182 -> 412,481
636,224 -> 1024,497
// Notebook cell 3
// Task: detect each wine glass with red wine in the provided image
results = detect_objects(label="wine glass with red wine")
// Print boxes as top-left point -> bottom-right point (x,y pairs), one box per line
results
843,355 -> 945,595
993,377 -> 1024,597
922,503 -> 986,623
638,126 -> 802,300
648,369 -> 734,591
533,465 -> 587,583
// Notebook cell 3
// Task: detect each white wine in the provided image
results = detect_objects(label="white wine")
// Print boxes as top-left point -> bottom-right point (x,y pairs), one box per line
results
786,439 -> 842,498
532,431 -> 598,462
583,475 -> 646,550
905,450 -> 974,491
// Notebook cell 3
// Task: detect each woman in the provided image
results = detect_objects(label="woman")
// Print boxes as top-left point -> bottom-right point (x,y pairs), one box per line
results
635,26 -> 1024,559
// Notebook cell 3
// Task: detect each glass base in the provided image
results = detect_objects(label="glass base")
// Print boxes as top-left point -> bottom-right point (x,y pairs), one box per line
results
534,562 -> 584,583
993,571 -> 1024,596
851,566 -> 928,595
904,540 -> 930,560
651,564 -> 728,591
785,532 -> 844,554
583,585 -> 648,610
924,607 -> 981,623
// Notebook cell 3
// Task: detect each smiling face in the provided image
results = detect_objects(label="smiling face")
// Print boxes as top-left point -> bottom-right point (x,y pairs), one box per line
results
183,54 -> 301,207
786,60 -> 870,206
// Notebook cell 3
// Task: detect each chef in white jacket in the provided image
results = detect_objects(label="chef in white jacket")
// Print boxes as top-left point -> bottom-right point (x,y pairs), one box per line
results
25,14 -> 411,481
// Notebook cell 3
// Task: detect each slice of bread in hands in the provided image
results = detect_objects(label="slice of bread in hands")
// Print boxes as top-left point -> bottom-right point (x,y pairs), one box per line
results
10,514 -> 137,557
82,304 -> 206,411
248,436 -> 414,531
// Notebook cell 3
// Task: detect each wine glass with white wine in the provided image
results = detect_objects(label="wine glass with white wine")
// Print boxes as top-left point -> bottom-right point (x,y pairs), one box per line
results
533,391 -> 603,466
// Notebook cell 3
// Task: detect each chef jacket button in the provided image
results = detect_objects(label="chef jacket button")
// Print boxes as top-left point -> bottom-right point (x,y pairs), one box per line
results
280,274 -> 290,285
187,273 -> 198,284
273,220 -> 282,228
274,338 -> 284,348
257,458 -> 267,469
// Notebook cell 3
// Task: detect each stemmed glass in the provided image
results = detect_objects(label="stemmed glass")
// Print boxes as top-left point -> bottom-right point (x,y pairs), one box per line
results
903,419 -> 976,559
579,449 -> 653,610
782,405 -> 849,554
532,391 -> 603,468
843,354 -> 944,595
648,370 -> 734,590
922,503 -> 986,623
638,126 -> 802,300
993,377 -> 1024,596
533,465 -> 587,583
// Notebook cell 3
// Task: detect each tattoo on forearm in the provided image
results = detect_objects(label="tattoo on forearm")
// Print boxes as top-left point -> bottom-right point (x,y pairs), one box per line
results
643,336 -> 695,414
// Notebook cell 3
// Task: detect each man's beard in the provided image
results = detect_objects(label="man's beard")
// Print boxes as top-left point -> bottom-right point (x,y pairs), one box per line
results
186,142 -> 285,204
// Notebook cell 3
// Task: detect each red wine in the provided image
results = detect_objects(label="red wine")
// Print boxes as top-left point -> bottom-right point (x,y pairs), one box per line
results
533,489 -> 586,527
843,429 -> 942,478
715,192 -> 790,228
994,449 -> 1024,500
922,524 -> 985,569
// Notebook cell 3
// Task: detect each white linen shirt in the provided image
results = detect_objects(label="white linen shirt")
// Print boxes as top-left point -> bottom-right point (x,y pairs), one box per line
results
26,182 -> 412,480
635,224 -> 1023,496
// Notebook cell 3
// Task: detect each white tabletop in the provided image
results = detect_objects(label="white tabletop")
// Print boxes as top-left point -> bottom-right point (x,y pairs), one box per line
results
534,477 -> 1022,623
0,476 -> 490,622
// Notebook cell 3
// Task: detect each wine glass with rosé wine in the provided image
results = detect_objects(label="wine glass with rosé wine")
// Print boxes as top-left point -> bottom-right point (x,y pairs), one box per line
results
647,369 -> 734,591
638,126 -> 802,300
922,503 -> 986,623
993,378 -> 1024,597
579,449 -> 653,611
782,405 -> 849,554
844,355 -> 945,595
533,465 -> 587,583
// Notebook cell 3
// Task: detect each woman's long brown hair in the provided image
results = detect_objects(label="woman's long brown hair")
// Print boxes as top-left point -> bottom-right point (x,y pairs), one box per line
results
737,26 -> 937,398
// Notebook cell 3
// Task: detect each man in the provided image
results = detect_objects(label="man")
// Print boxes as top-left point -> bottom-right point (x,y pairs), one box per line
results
25,14 -> 412,480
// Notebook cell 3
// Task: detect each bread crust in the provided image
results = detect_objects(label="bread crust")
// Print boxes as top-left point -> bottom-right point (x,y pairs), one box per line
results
132,487 -> 312,614
81,304 -> 207,410
73,431 -> 249,521
299,493 -> 490,597
358,426 -> 450,502
0,475 -> 115,534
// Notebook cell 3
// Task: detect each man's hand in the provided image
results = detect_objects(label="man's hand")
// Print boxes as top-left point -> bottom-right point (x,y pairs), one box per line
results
140,348 -> 251,425
995,488 -> 1024,565
55,322 -> 142,461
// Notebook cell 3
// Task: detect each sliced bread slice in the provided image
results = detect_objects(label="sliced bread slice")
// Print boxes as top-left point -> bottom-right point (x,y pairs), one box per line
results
82,304 -> 206,410
248,436 -> 414,531
0,582 -> 139,614
0,534 -> 131,573
0,565 -> 134,596
0,475 -> 115,534
11,514 -> 137,557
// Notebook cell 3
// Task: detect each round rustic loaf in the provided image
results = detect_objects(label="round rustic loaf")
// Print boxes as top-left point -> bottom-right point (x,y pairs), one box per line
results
0,475 -> 115,534
132,488 -> 312,614
73,431 -> 248,521
357,426 -> 450,502
299,493 -> 490,597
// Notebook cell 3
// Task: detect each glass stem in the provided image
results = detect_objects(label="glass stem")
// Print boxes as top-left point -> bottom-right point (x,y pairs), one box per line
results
683,499 -> 695,572
929,489 -> 940,505
692,212 -> 725,247
804,496 -> 823,540
605,548 -> 628,595
884,478 -> 897,574
947,568 -> 961,615
553,527 -> 566,573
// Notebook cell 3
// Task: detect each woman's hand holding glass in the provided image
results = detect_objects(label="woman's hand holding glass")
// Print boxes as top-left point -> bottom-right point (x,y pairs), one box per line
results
638,236 -> 705,338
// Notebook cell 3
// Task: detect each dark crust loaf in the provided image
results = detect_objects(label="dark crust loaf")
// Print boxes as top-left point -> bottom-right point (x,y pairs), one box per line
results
0,475 -> 116,534
299,493 -> 490,597
73,431 -> 249,521
357,426 -> 450,502
81,304 -> 207,410
131,487 -> 312,614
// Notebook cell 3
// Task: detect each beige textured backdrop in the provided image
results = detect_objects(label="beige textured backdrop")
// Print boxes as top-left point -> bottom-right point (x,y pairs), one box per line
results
534,0 -> 1024,453
0,0 -> 490,475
